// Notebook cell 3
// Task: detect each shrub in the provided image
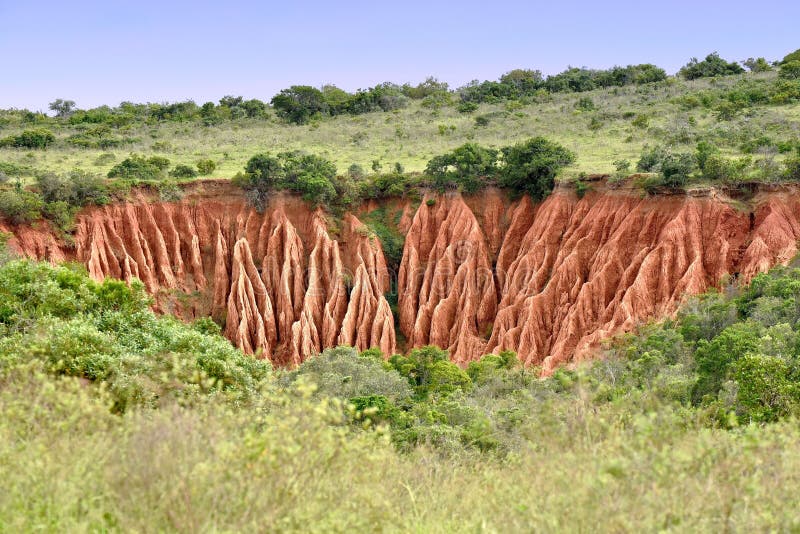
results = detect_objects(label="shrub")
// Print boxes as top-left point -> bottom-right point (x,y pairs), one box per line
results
390,345 -> 472,398
169,164 -> 198,179
702,155 -> 751,183
575,179 -> 589,198
779,61 -> 800,80
498,137 -> 575,200
785,156 -> 800,181
425,143 -> 498,193
236,152 -> 339,209
679,52 -> 745,80
107,154 -> 170,181
280,151 -> 338,206
732,354 -> 800,423
574,97 -> 596,111
636,145 -> 670,172
0,128 -> 56,149
271,86 -> 328,124
196,159 -> 216,175
290,346 -> 412,403
474,115 -> 490,127
347,163 -> 365,180
0,189 -> 43,224
743,57 -> 772,72
457,101 -> 479,113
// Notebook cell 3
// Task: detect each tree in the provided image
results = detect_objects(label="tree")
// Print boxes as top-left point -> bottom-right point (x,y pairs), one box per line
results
742,57 -> 773,72
733,354 -> 799,423
679,52 -> 745,80
279,152 -> 338,205
499,69 -> 544,95
780,48 -> 800,65
170,164 -> 198,178
271,86 -> 328,124
779,61 -> 800,80
498,137 -> 576,200
49,99 -> 76,117
425,143 -> 498,193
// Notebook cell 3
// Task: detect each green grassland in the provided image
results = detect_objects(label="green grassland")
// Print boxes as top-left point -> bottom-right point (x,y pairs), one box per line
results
1,72 -> 798,183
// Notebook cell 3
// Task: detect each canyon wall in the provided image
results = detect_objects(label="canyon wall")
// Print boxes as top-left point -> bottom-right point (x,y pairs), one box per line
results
5,181 -> 800,371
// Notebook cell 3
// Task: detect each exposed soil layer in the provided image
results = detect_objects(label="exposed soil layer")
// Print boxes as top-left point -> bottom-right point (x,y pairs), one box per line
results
4,181 -> 800,370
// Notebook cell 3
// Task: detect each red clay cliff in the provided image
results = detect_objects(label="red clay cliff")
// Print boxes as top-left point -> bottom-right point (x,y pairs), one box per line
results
4,181 -> 800,370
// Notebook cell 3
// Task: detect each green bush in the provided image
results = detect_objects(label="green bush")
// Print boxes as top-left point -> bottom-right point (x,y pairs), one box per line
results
785,156 -> 800,181
679,52 -> 745,80
107,154 -> 170,181
196,159 -> 216,175
236,151 -> 339,209
0,128 -> 56,149
0,259 -> 270,411
0,189 -> 43,224
425,143 -> 498,193
498,137 -> 575,200
35,171 -> 109,207
636,145 -> 695,188
733,354 -> 800,423
169,164 -> 198,179
780,61 -> 800,80
289,346 -> 412,403
574,97 -> 596,111
271,85 -> 328,124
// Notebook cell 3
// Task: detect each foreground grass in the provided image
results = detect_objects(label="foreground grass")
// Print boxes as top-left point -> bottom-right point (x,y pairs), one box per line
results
2,367 -> 800,532
6,237 -> 800,531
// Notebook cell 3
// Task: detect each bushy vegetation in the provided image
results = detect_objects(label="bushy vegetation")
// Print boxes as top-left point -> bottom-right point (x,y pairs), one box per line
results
107,154 -> 171,181
679,52 -> 745,80
6,253 -> 800,529
0,170 -> 112,231
234,137 -> 574,210
0,128 -> 55,149
0,258 -> 270,412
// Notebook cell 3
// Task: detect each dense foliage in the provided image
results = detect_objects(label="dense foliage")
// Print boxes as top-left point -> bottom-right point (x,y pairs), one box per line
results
679,52 -> 745,80
0,258 -> 270,412
234,137 -> 574,210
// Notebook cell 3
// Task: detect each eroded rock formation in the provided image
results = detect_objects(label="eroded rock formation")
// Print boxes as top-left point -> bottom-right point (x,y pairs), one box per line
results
5,182 -> 800,370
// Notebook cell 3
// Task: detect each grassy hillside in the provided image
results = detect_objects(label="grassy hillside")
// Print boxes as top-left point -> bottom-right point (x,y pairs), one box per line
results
1,71 -> 798,182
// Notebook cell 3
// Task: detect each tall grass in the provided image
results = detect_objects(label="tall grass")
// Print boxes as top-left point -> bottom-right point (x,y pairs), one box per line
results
3,363 -> 800,532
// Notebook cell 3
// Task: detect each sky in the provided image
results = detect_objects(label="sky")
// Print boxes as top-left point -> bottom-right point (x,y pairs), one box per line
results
1,0 -> 798,111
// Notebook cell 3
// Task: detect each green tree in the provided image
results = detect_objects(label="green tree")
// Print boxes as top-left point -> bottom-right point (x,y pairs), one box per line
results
498,137 -> 575,200
733,354 -> 799,423
271,86 -> 328,124
742,57 -> 773,72
48,99 -> 77,117
425,143 -> 498,193
679,52 -> 745,80
779,61 -> 800,80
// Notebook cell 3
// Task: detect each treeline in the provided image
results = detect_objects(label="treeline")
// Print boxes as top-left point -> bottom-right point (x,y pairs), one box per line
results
232,137 -> 575,211
2,49 -> 796,131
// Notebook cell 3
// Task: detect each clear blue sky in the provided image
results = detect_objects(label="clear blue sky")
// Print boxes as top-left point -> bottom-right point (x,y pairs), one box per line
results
1,0 -> 797,111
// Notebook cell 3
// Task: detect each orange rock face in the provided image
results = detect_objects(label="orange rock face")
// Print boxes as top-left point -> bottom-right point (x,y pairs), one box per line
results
5,183 -> 800,370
